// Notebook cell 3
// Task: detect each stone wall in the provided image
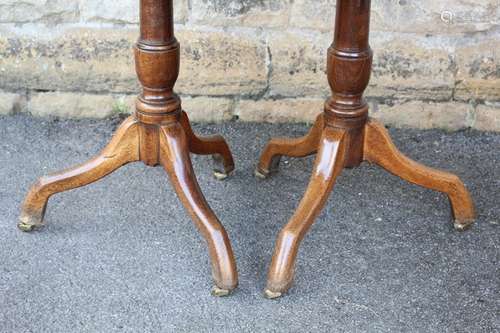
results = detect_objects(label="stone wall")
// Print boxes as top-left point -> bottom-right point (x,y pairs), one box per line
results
0,0 -> 499,131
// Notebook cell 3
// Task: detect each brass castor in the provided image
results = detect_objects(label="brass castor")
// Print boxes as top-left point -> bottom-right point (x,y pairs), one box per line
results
212,155 -> 234,181
18,221 -> 43,232
213,171 -> 231,181
454,220 -> 475,231
211,286 -> 232,297
264,289 -> 282,299
254,168 -> 270,180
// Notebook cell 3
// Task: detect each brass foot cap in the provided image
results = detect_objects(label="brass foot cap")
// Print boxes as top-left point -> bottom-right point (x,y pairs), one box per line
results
264,289 -> 282,299
211,286 -> 231,297
213,171 -> 231,181
454,219 -> 475,232
254,168 -> 270,180
18,222 -> 43,232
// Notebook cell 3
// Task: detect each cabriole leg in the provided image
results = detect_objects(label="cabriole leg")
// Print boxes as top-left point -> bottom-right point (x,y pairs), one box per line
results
363,120 -> 475,230
265,127 -> 346,298
159,123 -> 238,295
256,114 -> 325,178
179,111 -> 235,180
19,116 -> 140,231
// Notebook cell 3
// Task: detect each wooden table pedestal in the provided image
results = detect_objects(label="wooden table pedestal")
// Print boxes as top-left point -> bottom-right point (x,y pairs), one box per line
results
256,0 -> 475,298
18,0 -> 475,299
18,0 -> 238,296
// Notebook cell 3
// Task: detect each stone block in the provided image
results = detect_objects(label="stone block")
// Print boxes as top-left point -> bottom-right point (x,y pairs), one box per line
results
473,104 -> 500,132
0,28 -> 138,94
367,33 -> 455,101
0,91 -> 24,115
371,101 -> 472,130
455,37 -> 500,102
28,92 -> 117,119
268,31 -> 455,101
289,0 -> 500,34
176,29 -> 268,96
190,0 -> 290,28
0,28 -> 268,97
268,31 -> 331,98
79,0 -> 188,24
289,0 -> 335,32
182,96 -> 234,122
236,98 -> 323,123
0,0 -> 79,24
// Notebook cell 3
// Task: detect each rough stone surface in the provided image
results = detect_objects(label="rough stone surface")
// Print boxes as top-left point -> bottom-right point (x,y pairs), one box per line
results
0,0 -> 79,24
455,37 -> 500,102
371,101 -> 473,131
0,28 -> 138,94
0,28 -> 267,97
79,0 -> 140,24
176,29 -> 268,97
371,0 -> 500,34
268,31 -> 330,98
0,91 -> 23,115
0,1 -> 499,129
474,104 -> 500,132
0,114 -> 499,332
290,0 -> 500,34
80,0 -> 188,24
368,34 -> 456,101
289,0 -> 335,32
236,98 -> 323,123
191,0 -> 290,28
268,32 -> 457,101
182,96 -> 234,122
28,92 -> 117,119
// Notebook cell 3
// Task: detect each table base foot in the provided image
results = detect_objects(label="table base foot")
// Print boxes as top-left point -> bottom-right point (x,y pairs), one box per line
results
19,112 -> 238,295
257,118 -> 475,298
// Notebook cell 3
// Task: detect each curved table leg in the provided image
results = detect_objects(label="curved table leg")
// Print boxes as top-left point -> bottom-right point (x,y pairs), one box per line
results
265,126 -> 346,298
180,111 -> 235,180
18,116 -> 140,232
256,114 -> 324,178
363,120 -> 475,230
159,122 -> 238,295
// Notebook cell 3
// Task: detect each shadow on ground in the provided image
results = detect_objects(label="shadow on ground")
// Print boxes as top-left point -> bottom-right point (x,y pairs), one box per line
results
0,114 -> 498,332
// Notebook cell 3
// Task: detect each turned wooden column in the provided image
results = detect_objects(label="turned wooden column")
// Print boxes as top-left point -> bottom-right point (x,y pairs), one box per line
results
257,0 -> 475,298
135,0 -> 181,166
324,0 -> 372,167
136,0 -> 180,125
18,0 -> 238,296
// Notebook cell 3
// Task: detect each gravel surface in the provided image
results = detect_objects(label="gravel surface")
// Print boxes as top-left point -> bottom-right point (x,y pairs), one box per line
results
1,114 -> 499,332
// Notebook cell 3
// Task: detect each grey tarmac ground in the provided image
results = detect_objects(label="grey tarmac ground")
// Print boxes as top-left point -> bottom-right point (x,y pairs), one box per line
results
0,114 -> 499,332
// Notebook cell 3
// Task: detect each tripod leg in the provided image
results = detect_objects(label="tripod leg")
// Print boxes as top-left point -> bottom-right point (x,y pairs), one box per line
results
265,126 -> 346,298
363,120 -> 475,230
19,116 -> 140,231
180,111 -> 235,180
256,114 -> 324,178
159,122 -> 238,295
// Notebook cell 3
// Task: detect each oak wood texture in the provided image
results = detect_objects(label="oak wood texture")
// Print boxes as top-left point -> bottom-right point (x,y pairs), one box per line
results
257,0 -> 475,298
19,0 -> 238,296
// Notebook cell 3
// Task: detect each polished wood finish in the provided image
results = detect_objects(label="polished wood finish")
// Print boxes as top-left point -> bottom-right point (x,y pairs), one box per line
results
258,0 -> 475,298
256,114 -> 324,178
265,127 -> 347,298
363,120 -> 475,226
19,0 -> 238,296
